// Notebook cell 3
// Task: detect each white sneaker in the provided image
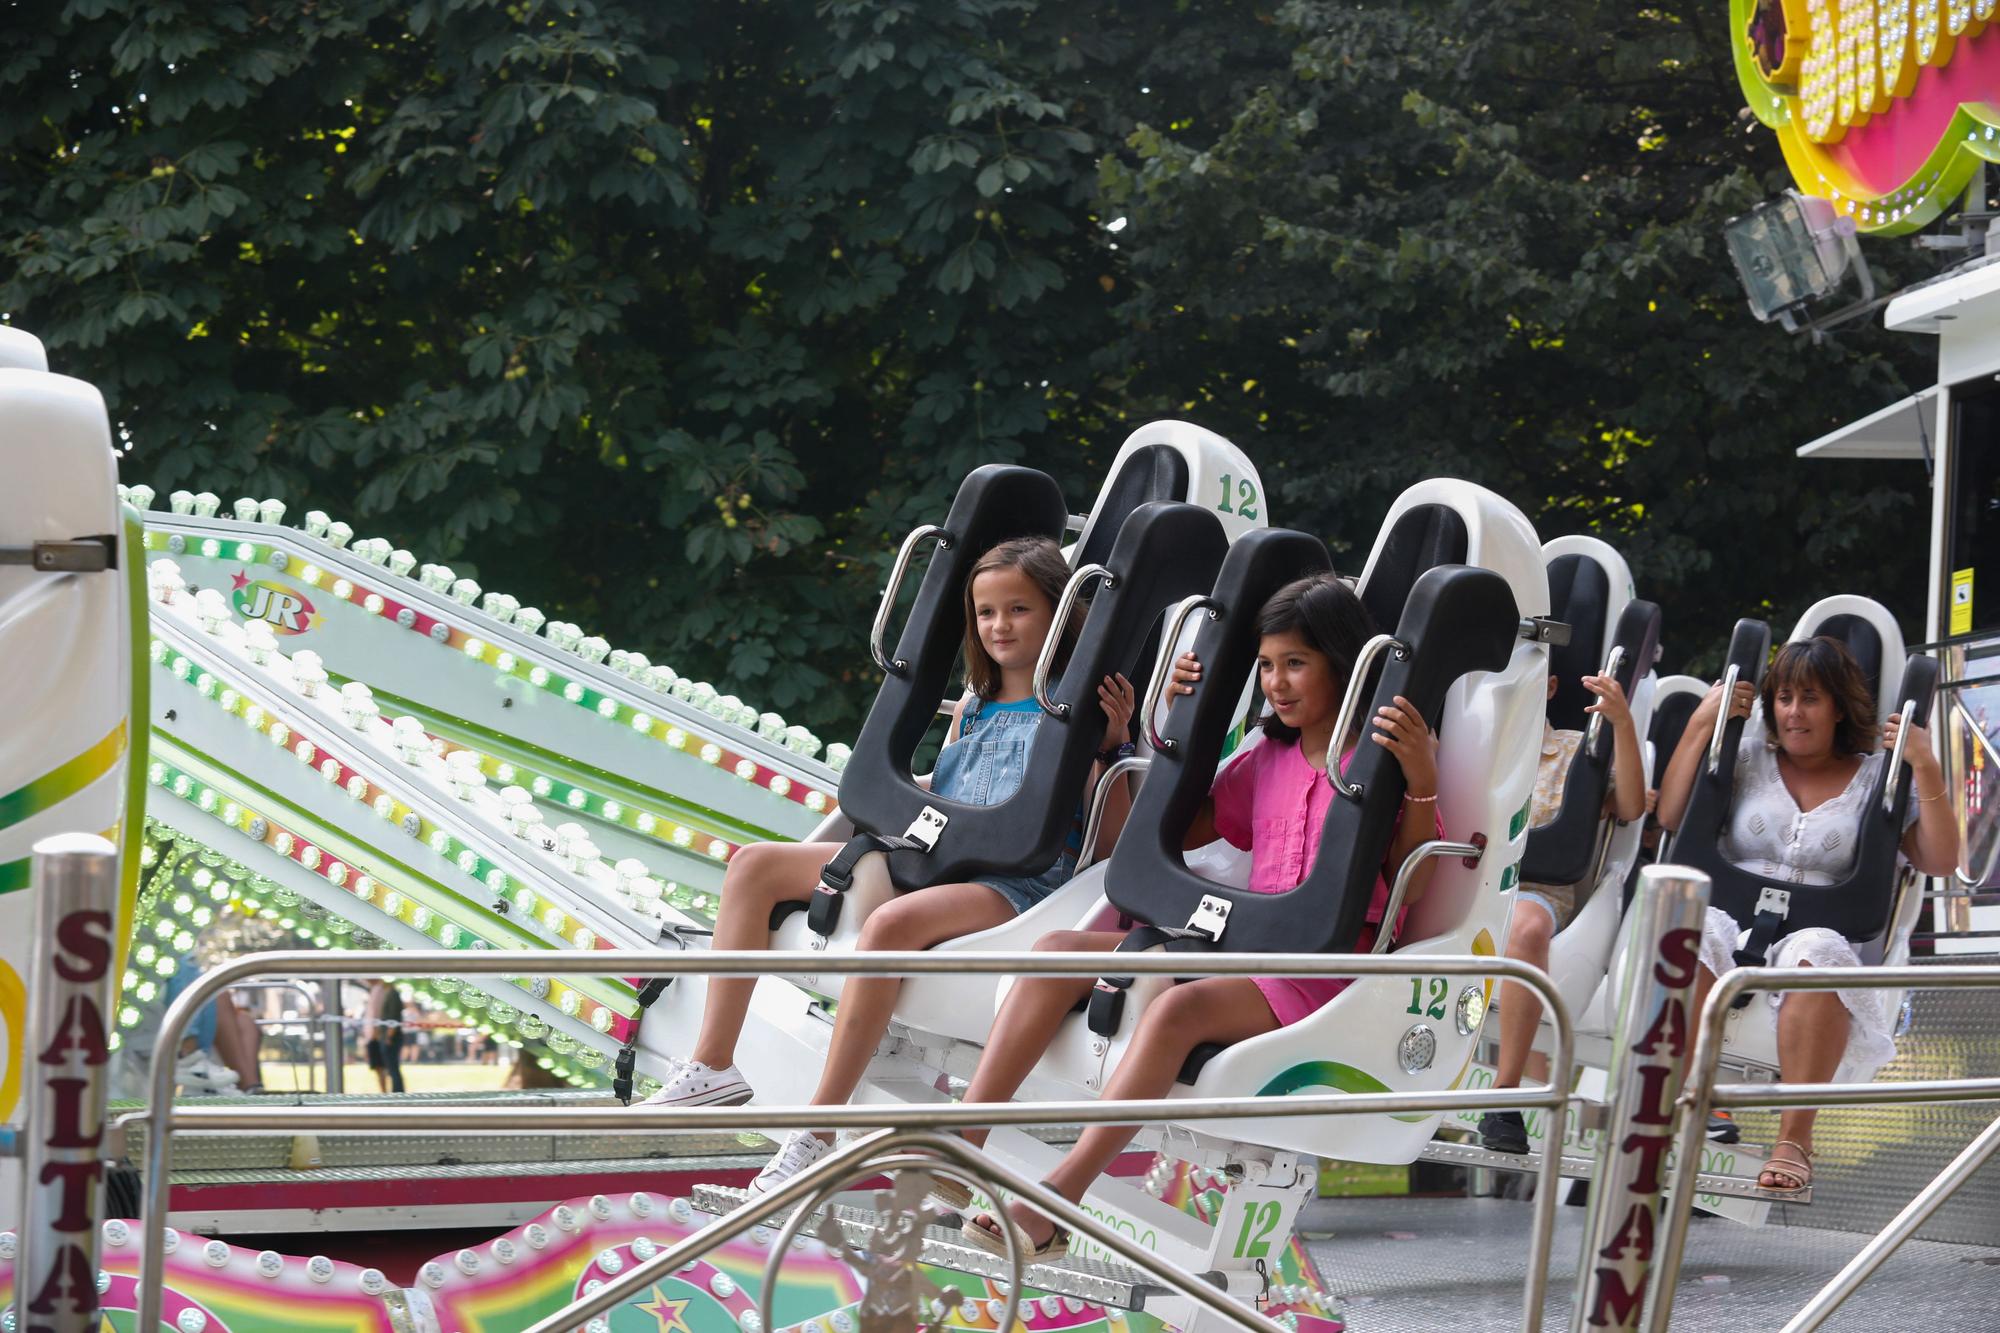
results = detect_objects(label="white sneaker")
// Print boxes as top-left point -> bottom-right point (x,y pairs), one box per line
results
634,1060 -> 752,1108
750,1129 -> 832,1196
175,1051 -> 239,1094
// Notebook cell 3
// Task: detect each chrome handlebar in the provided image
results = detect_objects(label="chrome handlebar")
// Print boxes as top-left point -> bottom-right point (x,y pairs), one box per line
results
1883,695 -> 1919,819
1706,663 -> 1741,778
1583,644 -> 1627,759
1076,756 -> 1153,874
1329,634 -> 1410,801
1033,563 -> 1116,717
1373,839 -> 1484,954
869,525 -> 952,676
1141,596 -> 1222,753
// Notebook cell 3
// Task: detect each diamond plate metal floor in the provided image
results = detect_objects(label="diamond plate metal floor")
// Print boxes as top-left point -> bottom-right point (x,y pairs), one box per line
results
1301,1196 -> 2000,1331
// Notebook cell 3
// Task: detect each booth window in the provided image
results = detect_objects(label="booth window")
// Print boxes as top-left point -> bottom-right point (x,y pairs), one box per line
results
1949,379 -> 2000,638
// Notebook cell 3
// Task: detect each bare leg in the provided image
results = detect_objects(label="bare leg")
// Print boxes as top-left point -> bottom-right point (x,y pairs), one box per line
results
985,978 -> 1280,1246
801,883 -> 1021,1137
688,841 -> 843,1069
1765,961 -> 1847,1186
212,995 -> 262,1089
958,930 -> 1126,1149
1493,904 -> 1556,1089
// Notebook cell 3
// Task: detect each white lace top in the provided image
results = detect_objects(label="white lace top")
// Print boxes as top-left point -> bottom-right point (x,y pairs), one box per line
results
1718,700 -> 1916,884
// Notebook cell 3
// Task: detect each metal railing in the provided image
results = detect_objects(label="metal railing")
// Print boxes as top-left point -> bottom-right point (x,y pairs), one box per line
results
125,946 -> 1576,1333
1645,962 -> 2000,1333
869,525 -> 952,675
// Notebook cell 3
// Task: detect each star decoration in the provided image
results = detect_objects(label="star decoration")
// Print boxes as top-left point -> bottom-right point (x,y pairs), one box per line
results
636,1287 -> 694,1333
230,570 -> 250,590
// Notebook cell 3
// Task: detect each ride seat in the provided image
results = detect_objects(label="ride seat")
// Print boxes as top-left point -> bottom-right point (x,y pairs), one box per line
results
1674,603 -> 1937,970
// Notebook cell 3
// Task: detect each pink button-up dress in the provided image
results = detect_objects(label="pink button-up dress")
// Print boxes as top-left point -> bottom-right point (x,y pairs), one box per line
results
1210,737 -> 1439,1025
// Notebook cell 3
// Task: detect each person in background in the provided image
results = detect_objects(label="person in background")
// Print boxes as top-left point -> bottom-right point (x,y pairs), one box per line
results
364,978 -> 407,1094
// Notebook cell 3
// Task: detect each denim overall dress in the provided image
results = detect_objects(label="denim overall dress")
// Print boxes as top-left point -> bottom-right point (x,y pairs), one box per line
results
931,695 -> 1079,913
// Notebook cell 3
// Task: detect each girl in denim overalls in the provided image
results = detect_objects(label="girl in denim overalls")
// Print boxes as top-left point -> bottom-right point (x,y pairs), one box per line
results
642,536 -> 1137,1193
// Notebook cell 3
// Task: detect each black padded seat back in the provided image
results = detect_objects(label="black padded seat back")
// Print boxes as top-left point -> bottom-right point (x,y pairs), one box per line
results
1359,504 -> 1468,637
1520,598 -> 1661,888
1545,554 -> 1612,733
1107,544 -> 1521,955
844,495 -> 1230,891
1674,617 -> 1938,953
1807,613 -> 1885,715
1649,689 -> 1701,788
1074,444 -> 1192,572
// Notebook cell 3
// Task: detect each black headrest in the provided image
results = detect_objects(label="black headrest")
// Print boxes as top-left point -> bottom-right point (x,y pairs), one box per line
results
1648,690 -> 1702,788
1546,554 -> 1613,731
1806,613 -> 1885,714
1075,445 -> 1191,571
1360,504 -> 1468,635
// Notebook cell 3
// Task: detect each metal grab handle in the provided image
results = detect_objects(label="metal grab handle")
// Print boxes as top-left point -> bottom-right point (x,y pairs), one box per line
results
1076,755 -> 1151,873
1583,644 -> 1627,758
1141,595 -> 1222,752
1329,633 -> 1411,800
1883,695 -> 1920,818
869,525 -> 952,675
1032,562 -> 1115,717
1706,663 -> 1741,777
1373,839 -> 1483,953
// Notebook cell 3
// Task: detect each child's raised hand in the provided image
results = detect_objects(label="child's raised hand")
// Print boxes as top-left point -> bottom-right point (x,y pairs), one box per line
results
1581,674 -> 1633,728
1371,694 -> 1439,798
1098,673 -> 1136,750
1169,651 -> 1202,698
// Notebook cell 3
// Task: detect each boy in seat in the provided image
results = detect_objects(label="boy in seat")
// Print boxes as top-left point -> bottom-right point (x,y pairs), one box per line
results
1480,670 -> 1644,1152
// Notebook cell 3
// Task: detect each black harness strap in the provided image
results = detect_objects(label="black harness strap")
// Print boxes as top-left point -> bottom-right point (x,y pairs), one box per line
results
805,830 -> 932,936
1085,926 -> 1219,1037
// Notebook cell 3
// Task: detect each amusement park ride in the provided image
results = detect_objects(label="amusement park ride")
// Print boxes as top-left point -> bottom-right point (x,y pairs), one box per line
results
2,4 -> 1999,1332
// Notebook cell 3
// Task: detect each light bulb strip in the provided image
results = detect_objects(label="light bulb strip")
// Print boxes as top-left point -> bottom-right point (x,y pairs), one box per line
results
144,748 -> 639,1038
140,523 -> 842,810
152,630 -> 636,956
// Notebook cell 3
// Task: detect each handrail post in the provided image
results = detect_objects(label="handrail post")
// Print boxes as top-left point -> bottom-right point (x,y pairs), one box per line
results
1570,864 -> 1711,1333
1372,840 -> 1482,953
16,834 -> 122,1333
869,525 -> 951,676
1141,595 -> 1221,753
1328,634 -> 1409,798
1033,562 -> 1115,717
1076,755 -> 1151,873
1705,664 -> 1740,776
1583,645 -> 1627,758
1881,695 -> 1919,818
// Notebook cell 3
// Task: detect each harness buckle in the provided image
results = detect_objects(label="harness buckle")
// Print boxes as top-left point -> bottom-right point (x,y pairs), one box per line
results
1756,886 -> 1792,919
1185,894 -> 1232,941
900,805 -> 948,852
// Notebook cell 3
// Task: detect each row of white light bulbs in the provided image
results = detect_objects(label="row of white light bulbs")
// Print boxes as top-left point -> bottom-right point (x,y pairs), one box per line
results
159,569 -> 685,933
124,484 -> 832,762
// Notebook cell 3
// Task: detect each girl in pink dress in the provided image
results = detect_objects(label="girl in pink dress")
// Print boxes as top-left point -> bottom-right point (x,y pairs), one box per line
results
958,573 -> 1443,1259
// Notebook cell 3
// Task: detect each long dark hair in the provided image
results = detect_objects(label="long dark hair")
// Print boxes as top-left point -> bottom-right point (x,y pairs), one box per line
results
1253,574 -> 1378,742
960,536 -> 1075,699
1761,636 -> 1879,755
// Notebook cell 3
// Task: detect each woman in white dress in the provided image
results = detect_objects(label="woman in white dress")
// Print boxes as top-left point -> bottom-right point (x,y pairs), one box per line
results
1658,636 -> 1960,1192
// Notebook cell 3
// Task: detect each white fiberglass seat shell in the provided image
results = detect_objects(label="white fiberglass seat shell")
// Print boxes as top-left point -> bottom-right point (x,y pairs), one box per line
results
1021,479 -> 1551,1164
1523,535 -> 1660,1026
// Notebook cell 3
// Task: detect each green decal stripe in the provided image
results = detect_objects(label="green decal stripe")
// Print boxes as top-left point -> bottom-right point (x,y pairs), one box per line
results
1256,1060 -> 1429,1123
118,505 -> 151,979
0,722 -> 127,833
0,857 -> 28,896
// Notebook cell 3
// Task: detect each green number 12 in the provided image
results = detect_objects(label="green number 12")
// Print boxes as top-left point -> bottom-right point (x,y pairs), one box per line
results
1215,474 -> 1260,521
1233,1199 -> 1280,1259
1407,976 -> 1447,1019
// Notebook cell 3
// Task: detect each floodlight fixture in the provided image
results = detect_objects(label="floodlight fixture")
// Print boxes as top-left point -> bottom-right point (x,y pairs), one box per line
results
1723,189 -> 1875,335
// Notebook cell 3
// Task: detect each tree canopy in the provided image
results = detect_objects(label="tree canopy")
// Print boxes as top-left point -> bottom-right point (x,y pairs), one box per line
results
2,0 -> 1941,735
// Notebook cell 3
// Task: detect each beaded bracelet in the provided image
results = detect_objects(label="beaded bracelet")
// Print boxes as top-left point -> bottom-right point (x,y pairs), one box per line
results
1403,792 -> 1439,804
